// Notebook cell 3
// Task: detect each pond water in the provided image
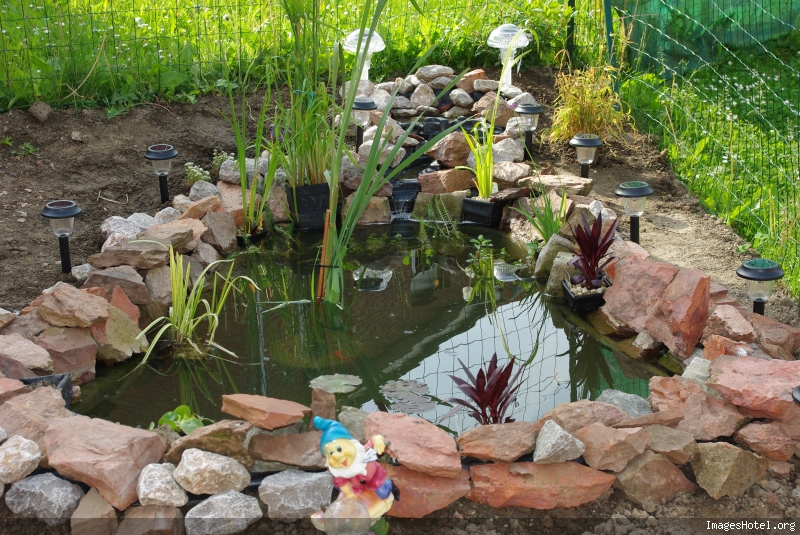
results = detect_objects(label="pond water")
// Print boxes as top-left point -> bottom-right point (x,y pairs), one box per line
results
77,223 -> 662,431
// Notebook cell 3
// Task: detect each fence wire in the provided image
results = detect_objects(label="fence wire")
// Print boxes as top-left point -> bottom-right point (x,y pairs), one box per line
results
615,0 -> 800,294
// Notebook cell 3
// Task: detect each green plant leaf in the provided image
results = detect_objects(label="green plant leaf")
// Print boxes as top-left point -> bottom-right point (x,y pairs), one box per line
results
180,417 -> 205,435
174,405 -> 193,419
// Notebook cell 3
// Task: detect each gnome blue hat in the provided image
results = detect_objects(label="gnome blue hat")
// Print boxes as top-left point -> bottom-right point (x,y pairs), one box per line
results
314,417 -> 355,454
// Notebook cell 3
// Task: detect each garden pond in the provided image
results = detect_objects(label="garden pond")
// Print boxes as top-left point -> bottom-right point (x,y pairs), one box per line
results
75,224 -> 664,432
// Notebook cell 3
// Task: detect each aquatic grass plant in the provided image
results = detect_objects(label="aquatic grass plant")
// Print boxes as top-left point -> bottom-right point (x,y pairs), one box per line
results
547,64 -> 631,144
442,353 -> 523,425
510,187 -> 568,243
569,213 -> 618,290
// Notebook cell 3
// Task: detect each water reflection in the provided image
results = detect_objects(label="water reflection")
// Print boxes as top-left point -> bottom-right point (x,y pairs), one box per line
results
76,226 -> 655,429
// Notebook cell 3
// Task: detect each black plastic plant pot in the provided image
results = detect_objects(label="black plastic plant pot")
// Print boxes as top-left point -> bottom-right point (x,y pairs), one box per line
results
285,183 -> 331,231
236,230 -> 270,248
21,373 -> 72,409
561,279 -> 606,312
461,198 -> 504,228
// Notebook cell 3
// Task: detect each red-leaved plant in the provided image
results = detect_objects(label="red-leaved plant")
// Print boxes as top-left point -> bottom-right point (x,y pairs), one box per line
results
569,213 -> 619,290
442,354 -> 523,425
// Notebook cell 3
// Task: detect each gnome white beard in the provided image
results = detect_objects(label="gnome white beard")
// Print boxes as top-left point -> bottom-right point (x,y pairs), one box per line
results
327,439 -> 369,480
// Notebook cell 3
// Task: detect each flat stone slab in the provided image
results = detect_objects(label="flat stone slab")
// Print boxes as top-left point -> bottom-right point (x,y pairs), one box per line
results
221,394 -> 310,430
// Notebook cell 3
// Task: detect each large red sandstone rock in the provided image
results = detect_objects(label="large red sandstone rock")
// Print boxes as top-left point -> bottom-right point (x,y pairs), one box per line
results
35,327 -> 97,382
310,388 -> 336,422
139,219 -> 206,253
702,305 -> 757,343
0,354 -> 36,379
214,181 -> 260,228
89,305 -> 147,364
533,400 -> 627,434
83,266 -> 151,305
572,423 -> 651,472
418,169 -> 475,194
248,431 -> 326,469
0,378 -> 31,404
71,487 -> 119,535
425,132 -> 471,168
644,269 -> 710,358
178,195 -> 221,220
708,356 -> 800,422
115,505 -> 183,535
37,284 -> 109,328
110,286 -> 141,325
733,422 -> 794,461
455,69 -> 487,93
604,241 -> 650,278
614,408 -> 684,429
601,256 -> 679,333
221,394 -> 310,430
0,386 -> 75,463
164,419 -> 254,469
364,412 -> 461,478
747,313 -> 800,355
703,335 -> 754,361
45,416 -> 166,510
590,308 -> 637,338
0,332 -> 53,372
615,451 -> 698,506
649,375 -> 750,441
467,462 -> 615,509
456,421 -> 537,462
692,442 -> 768,499
88,241 -> 169,270
385,464 -> 471,518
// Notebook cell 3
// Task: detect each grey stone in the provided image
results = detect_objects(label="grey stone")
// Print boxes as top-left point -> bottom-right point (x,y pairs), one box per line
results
415,65 -> 454,83
391,96 -> 413,110
218,158 -> 268,191
126,213 -> 157,232
258,469 -> 333,520
185,490 -> 262,535
341,80 -> 374,99
392,108 -> 419,118
155,207 -> 183,225
417,106 -> 439,116
449,88 -> 474,108
411,191 -> 467,221
544,252 -> 580,296
405,74 -> 423,87
410,84 -> 435,109
0,426 -> 6,443
172,195 -> 193,212
145,266 -> 173,305
443,106 -> 471,119
173,449 -> 250,495
493,138 -> 525,163
395,77 -> 414,93
596,390 -> 653,419
337,406 -> 368,442
429,76 -> 455,90
682,357 -> 723,400
534,235 -> 575,279
28,101 -> 52,123
508,92 -> 538,107
357,140 -> 405,168
100,216 -> 140,240
375,81 -> 398,94
533,420 -> 585,464
493,161 -> 530,187
5,472 -> 84,526
503,117 -> 522,138
190,181 -> 222,202
0,435 -> 41,484
371,89 -> 392,112
473,79 -> 500,92
71,264 -> 96,283
499,84 -> 523,99
191,241 -> 223,266
137,463 -> 188,507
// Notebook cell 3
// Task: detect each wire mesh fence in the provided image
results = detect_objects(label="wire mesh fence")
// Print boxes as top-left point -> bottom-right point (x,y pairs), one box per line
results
614,0 -> 800,293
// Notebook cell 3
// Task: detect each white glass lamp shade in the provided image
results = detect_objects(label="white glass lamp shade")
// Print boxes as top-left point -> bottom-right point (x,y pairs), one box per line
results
151,158 -> 173,176
343,29 -> 385,81
746,279 -> 775,302
352,109 -> 370,127
575,145 -> 598,165
50,216 -> 75,237
622,196 -> 646,217
487,24 -> 530,86
519,113 -> 539,132
323,498 -> 372,535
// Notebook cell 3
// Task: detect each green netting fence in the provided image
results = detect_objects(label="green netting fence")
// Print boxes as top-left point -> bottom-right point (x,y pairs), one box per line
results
613,0 -> 800,294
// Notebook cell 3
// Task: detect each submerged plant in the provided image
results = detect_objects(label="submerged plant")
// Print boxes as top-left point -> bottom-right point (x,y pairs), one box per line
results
443,354 -> 523,425
511,187 -> 569,243
569,213 -> 618,290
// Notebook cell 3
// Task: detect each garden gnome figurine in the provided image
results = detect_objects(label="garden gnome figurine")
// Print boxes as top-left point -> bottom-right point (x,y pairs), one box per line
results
310,417 -> 394,531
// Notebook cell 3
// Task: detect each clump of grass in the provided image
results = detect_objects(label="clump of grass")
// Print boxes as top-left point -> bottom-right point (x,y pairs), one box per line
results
511,187 -> 568,243
547,65 -> 631,144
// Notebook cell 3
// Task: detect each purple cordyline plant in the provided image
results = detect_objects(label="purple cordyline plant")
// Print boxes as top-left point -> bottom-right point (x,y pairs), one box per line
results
442,353 -> 523,425
569,212 -> 618,290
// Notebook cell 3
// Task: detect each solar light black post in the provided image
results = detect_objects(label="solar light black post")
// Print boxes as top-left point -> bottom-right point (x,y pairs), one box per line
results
352,96 -> 377,151
569,134 -> 603,178
515,104 -> 544,162
41,200 -> 82,274
736,259 -> 784,315
144,144 -> 178,204
615,181 -> 654,244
